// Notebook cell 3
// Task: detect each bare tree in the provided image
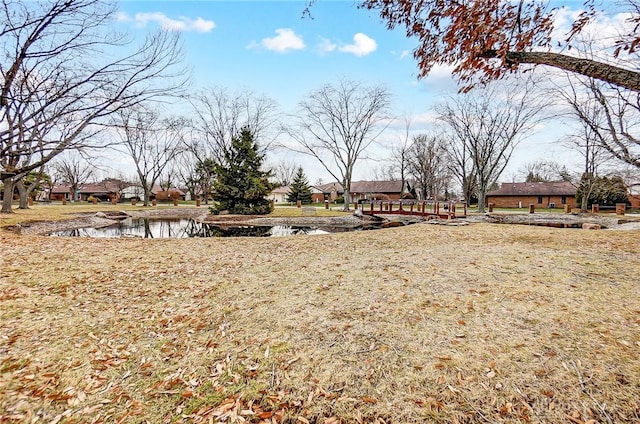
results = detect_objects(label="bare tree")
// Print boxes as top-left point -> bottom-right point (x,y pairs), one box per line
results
186,87 -> 280,166
558,76 -> 640,170
53,153 -> 96,202
617,163 -> 640,195
517,160 -> 571,183
444,132 -> 478,206
406,134 -> 451,200
438,79 -> 546,212
0,0 -> 186,213
390,115 -> 412,192
115,107 -> 185,206
14,164 -> 50,208
271,159 -> 299,186
285,79 -> 391,211
369,164 -> 397,181
171,150 -> 196,200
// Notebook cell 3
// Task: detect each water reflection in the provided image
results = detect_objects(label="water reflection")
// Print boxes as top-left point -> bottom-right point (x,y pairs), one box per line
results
50,218 -> 351,238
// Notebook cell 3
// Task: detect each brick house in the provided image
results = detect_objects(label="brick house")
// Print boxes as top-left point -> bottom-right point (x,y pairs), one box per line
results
50,179 -> 134,202
50,185 -> 72,201
486,181 -> 577,209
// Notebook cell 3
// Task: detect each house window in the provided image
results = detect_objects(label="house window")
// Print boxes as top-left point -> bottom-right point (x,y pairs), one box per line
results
537,196 -> 543,204
561,196 -> 567,205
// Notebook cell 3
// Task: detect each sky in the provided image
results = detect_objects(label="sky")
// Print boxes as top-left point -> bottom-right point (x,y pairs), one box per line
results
110,0 -> 623,187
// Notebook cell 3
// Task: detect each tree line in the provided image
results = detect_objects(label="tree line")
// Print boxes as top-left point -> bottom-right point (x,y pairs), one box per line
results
3,0 -> 640,214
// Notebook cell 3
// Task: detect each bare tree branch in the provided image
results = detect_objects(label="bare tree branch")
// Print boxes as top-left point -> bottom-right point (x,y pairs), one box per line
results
1,0 -> 188,213
284,79 -> 391,211
438,78 -> 547,212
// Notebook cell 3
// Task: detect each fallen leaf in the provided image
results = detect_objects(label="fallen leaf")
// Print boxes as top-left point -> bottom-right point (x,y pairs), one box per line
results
361,396 -> 377,404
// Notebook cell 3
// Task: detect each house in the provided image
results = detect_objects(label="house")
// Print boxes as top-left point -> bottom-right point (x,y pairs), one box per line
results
79,181 -> 125,202
154,187 -> 186,201
351,180 -> 405,201
121,184 -> 144,201
313,182 -> 342,203
486,181 -> 577,209
314,180 -> 405,203
50,184 -> 72,201
120,184 -> 186,201
49,179 -> 135,202
269,186 -> 291,203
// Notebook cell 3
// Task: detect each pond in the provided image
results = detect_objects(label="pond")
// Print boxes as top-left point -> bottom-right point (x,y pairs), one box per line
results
49,218 -> 394,238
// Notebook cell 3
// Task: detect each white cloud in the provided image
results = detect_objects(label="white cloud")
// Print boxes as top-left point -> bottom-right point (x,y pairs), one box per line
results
257,28 -> 305,53
191,17 -> 216,33
316,37 -> 337,54
391,49 -> 411,60
127,12 -> 215,33
115,11 -> 131,22
339,33 -> 377,56
426,63 -> 455,80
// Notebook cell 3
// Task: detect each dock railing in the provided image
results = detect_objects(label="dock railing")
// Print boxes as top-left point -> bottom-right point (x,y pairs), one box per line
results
356,199 -> 467,219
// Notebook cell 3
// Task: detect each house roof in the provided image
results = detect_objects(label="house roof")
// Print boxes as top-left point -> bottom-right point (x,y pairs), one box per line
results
351,180 -> 403,194
51,184 -> 71,194
487,181 -> 576,197
53,180 -> 134,194
154,187 -> 186,196
315,182 -> 343,193
315,180 -> 403,194
270,185 -> 291,195
149,184 -> 185,195
80,181 -> 121,194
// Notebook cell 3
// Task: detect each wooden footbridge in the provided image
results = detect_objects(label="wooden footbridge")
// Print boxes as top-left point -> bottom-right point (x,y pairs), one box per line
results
356,200 -> 467,219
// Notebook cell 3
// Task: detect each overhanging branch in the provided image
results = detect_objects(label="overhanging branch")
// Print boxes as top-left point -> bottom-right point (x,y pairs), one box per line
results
482,50 -> 640,93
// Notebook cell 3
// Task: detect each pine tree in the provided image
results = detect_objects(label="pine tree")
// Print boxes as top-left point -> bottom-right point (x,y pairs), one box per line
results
287,167 -> 313,204
211,128 -> 275,215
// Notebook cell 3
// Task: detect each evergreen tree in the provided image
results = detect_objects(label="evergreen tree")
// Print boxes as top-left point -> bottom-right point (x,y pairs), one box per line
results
577,174 -> 629,208
211,128 -> 275,215
287,167 -> 313,204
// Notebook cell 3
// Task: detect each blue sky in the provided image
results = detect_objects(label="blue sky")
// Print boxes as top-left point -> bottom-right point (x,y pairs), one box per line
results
117,1 -> 439,110
112,0 -> 618,186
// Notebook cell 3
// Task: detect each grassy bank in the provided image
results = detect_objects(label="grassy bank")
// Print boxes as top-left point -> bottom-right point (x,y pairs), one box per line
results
1,208 -> 639,423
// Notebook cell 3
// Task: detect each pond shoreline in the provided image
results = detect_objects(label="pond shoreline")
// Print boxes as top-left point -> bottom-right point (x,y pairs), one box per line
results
10,207 -> 640,235
14,208 -> 397,236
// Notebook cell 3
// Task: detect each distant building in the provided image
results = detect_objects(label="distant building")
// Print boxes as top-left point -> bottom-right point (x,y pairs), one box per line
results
50,180 -> 131,202
486,181 -> 577,209
50,185 -> 72,201
313,180 -> 405,203
269,186 -> 291,203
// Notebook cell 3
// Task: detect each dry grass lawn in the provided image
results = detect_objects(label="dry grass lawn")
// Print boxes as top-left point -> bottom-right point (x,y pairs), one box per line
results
1,207 -> 639,423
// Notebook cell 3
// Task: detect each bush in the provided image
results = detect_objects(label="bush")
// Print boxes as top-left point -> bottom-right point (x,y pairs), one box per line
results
334,196 -> 344,204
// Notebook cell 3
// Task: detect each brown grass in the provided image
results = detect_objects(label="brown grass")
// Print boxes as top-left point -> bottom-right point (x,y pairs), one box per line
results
1,207 -> 639,423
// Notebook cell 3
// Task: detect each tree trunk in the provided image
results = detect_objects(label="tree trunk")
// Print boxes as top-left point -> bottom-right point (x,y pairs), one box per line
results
143,188 -> 151,207
477,191 -> 486,213
493,51 -> 640,94
342,180 -> 351,212
16,180 -> 28,209
1,178 -> 15,213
